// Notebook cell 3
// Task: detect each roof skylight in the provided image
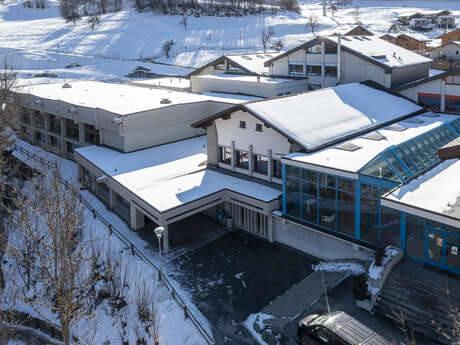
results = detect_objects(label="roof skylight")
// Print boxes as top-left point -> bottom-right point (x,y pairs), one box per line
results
241,55 -> 252,60
335,142 -> 362,151
265,54 -> 273,58
386,123 -> 407,132
362,132 -> 386,141
404,117 -> 424,124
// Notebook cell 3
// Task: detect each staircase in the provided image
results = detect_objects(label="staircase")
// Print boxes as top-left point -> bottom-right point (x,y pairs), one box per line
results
374,272 -> 460,344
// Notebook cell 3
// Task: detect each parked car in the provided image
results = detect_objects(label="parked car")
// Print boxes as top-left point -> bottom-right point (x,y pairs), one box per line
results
298,311 -> 391,345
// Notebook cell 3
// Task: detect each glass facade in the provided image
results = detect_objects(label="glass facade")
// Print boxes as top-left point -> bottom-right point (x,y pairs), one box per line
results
361,118 -> 460,183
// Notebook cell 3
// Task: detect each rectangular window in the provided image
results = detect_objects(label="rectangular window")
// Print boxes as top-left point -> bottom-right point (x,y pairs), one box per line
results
289,63 -> 304,75
218,146 -> 231,165
49,114 -> 61,134
302,182 -> 317,223
65,119 -> 79,140
286,177 -> 300,218
35,131 -> 46,143
325,66 -> 337,77
20,126 -> 30,139
253,154 -> 268,175
255,123 -> 263,132
66,141 -> 79,154
215,62 -> 226,70
325,42 -> 337,54
239,121 -> 246,129
306,65 -> 321,76
418,93 -> 441,111
84,124 -> 100,145
49,135 -> 62,148
306,45 -> 322,54
272,159 -> 282,179
445,95 -> 460,113
21,111 -> 31,124
235,150 -> 249,170
34,111 -> 45,129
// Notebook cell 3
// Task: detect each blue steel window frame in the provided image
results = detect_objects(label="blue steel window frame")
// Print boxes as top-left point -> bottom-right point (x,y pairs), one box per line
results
385,149 -> 413,179
283,164 -> 358,240
382,153 -> 407,183
393,146 -> 418,173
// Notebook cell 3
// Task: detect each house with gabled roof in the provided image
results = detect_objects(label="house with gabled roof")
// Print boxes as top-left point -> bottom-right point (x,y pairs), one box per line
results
263,35 -> 432,89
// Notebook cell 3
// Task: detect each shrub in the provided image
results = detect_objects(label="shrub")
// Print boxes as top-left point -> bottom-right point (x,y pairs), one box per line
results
353,274 -> 370,301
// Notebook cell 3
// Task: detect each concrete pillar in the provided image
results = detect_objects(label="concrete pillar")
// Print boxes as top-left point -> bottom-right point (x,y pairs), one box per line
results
109,188 -> 116,210
441,80 -> 446,112
248,144 -> 253,177
78,123 -> 85,146
162,225 -> 169,253
231,140 -> 236,171
267,214 -> 274,243
130,204 -> 145,230
60,117 -> 66,155
268,149 -> 273,182
321,40 -> 326,88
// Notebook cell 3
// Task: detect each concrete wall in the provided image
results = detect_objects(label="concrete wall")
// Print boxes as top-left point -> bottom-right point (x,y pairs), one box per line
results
190,76 -> 309,98
207,121 -> 218,166
273,216 -> 374,261
430,44 -> 460,59
391,64 -> 430,88
340,50 -> 390,88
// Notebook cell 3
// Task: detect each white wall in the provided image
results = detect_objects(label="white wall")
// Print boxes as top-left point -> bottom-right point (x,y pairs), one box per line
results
214,109 -> 291,155
430,43 -> 460,59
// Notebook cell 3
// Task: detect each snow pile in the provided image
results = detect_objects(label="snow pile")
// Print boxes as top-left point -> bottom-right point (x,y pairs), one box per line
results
368,247 -> 400,281
312,261 -> 365,275
244,313 -> 274,345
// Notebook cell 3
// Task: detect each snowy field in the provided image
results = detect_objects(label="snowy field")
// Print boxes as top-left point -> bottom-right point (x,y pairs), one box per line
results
2,0 -> 460,84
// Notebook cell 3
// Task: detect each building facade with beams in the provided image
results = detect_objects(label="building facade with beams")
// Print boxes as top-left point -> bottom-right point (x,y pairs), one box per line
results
194,81 -> 460,274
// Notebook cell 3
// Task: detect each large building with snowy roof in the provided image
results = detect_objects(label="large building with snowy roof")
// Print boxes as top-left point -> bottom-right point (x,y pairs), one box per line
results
193,81 -> 460,274
17,80 -> 254,157
262,35 -> 433,89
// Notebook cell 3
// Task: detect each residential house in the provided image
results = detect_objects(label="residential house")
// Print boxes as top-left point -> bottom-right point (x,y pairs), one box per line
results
379,33 -> 428,56
437,29 -> 460,45
429,41 -> 460,70
263,35 -> 432,89
437,15 -> 456,29
397,10 -> 451,26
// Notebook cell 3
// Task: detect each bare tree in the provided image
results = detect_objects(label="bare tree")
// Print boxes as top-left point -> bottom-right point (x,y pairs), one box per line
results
261,26 -> 275,50
307,13 -> 319,36
270,38 -> 284,51
7,170 -> 95,345
162,39 -> 176,58
66,11 -> 82,26
87,12 -> 100,31
329,4 -> 337,17
180,14 -> 188,31
352,4 -> 361,25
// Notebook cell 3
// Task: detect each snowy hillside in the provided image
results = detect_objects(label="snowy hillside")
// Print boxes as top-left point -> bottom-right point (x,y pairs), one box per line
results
1,0 -> 460,84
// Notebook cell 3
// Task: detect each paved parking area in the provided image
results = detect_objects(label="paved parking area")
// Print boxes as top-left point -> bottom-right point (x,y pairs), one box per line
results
169,230 -> 318,344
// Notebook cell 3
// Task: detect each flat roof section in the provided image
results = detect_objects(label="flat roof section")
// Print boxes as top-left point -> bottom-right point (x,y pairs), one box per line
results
22,81 -> 251,116
245,83 -> 422,152
226,52 -> 282,75
285,113 -> 458,174
382,159 -> 460,226
75,136 -> 281,214
193,73 -> 294,84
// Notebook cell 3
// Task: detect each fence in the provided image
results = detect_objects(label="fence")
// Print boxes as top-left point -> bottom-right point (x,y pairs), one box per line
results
12,144 -> 216,345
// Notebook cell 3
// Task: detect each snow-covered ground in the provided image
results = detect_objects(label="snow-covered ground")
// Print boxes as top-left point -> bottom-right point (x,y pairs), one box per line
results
5,139 -> 212,345
2,0 -> 460,84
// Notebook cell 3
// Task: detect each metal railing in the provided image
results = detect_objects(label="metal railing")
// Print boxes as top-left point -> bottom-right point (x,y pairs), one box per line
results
12,144 -> 216,345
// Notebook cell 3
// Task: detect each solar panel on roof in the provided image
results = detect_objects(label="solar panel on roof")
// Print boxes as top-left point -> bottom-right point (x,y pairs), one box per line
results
420,113 -> 440,117
362,132 -> 386,141
241,55 -> 252,60
404,117 -> 424,124
335,142 -> 362,151
386,123 -> 407,132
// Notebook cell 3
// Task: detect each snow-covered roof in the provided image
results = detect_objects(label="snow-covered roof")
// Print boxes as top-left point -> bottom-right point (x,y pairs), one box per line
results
243,83 -> 422,152
383,159 -> 460,222
284,113 -> 457,174
192,73 -> 293,84
75,136 -> 280,213
22,81 -> 250,115
327,36 -> 432,68
130,77 -> 191,90
226,52 -> 282,75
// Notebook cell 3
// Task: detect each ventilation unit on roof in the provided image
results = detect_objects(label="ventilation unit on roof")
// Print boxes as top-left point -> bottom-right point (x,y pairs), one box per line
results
160,98 -> 172,104
404,117 -> 424,124
362,132 -> 386,141
386,123 -> 407,132
335,142 -> 362,151
62,83 -> 72,89
241,55 -> 252,60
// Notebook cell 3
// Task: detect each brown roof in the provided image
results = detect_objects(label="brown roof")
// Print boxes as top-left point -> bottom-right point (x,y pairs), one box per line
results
436,29 -> 460,39
438,137 -> 460,160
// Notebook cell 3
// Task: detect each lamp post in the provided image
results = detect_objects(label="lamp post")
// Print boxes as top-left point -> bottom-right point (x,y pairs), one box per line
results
154,226 -> 164,281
